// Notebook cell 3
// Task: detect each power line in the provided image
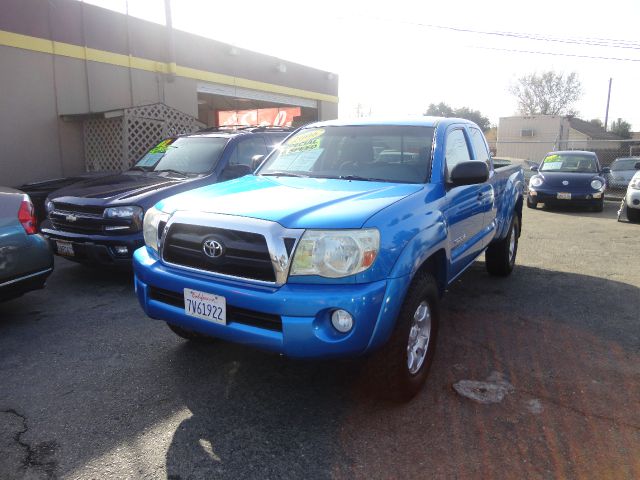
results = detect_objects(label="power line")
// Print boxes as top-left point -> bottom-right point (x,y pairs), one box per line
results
351,15 -> 640,51
473,45 -> 640,62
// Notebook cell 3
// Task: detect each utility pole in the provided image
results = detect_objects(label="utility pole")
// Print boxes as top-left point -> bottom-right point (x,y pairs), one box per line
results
604,78 -> 612,131
164,0 -> 176,82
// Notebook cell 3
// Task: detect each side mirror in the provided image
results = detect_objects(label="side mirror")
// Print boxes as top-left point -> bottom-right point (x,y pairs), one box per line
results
251,155 -> 265,172
634,162 -> 640,170
530,165 -> 539,172
220,164 -> 251,181
450,161 -> 489,187
601,167 -> 611,174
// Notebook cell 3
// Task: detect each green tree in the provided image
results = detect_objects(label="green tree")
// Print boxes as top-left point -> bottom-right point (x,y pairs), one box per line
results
509,71 -> 582,116
610,118 -> 632,139
424,102 -> 491,131
589,118 -> 603,128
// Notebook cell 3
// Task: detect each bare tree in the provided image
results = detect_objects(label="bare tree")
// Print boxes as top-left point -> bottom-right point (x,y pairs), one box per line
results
509,71 -> 582,116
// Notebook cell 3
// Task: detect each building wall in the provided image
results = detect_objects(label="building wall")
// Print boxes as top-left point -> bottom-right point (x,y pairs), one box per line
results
0,0 -> 339,186
497,116 -> 570,162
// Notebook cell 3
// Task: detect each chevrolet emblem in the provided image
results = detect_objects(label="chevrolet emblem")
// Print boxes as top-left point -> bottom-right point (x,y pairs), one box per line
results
66,214 -> 78,222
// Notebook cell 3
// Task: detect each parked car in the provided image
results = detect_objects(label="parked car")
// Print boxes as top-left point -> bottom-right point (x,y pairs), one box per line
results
132,118 -> 524,401
605,157 -> 640,192
527,151 -> 610,211
18,172 -> 115,228
40,126 -> 292,267
0,188 -> 54,302
618,169 -> 640,223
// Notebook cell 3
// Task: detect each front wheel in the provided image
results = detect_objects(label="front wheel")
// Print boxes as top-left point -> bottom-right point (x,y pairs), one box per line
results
485,215 -> 520,277
627,207 -> 640,223
526,196 -> 537,209
364,272 -> 440,402
593,199 -> 604,212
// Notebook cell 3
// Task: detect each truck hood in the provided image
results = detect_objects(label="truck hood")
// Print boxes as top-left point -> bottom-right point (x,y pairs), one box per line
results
49,172 -> 185,204
157,175 -> 425,229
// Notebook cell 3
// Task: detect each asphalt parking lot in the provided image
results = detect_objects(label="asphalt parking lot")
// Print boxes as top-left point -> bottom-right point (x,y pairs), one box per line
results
1,200 -> 638,480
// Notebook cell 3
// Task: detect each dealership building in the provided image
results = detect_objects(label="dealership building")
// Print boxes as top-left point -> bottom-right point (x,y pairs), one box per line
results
0,0 -> 339,186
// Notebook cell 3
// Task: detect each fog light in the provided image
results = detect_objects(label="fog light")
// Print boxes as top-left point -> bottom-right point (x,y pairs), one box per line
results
114,246 -> 129,255
529,190 -> 537,196
593,192 -> 602,199
331,309 -> 353,333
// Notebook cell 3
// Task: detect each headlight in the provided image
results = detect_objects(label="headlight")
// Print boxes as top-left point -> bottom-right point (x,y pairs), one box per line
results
630,178 -> 640,190
530,176 -> 543,188
143,206 -> 170,252
590,179 -> 604,190
104,206 -> 143,219
290,229 -> 380,278
45,200 -> 54,214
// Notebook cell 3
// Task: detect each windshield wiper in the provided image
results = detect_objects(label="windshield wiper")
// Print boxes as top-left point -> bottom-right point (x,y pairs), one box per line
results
260,171 -> 309,178
129,166 -> 151,172
154,169 -> 189,177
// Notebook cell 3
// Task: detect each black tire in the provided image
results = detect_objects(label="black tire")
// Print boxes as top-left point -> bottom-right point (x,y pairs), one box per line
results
364,272 -> 440,402
593,200 -> 604,212
627,207 -> 640,223
526,196 -> 537,209
166,322 -> 214,342
485,215 -> 520,277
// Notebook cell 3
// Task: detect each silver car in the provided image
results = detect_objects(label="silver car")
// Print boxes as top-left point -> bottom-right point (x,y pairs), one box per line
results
607,157 -> 640,191
0,187 -> 54,301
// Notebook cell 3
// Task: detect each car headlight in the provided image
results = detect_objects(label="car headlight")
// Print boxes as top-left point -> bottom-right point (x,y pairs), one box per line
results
104,206 -> 143,219
143,206 -> 170,252
630,178 -> 640,190
590,179 -> 604,190
45,200 -> 54,214
290,229 -> 380,278
530,176 -> 543,188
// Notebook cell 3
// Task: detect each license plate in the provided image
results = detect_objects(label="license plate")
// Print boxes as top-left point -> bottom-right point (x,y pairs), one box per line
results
55,240 -> 75,256
557,192 -> 572,200
184,288 -> 226,325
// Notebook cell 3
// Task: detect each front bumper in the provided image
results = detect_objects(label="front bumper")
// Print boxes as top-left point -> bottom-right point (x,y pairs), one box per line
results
529,188 -> 603,206
133,247 -> 410,359
41,221 -> 143,267
625,188 -> 640,209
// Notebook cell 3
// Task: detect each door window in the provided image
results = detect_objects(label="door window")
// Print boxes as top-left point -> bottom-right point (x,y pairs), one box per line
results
445,129 -> 471,181
228,137 -> 268,166
469,128 -> 490,167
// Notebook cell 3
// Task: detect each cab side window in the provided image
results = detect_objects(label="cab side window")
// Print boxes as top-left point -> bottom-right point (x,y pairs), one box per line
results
469,128 -> 490,167
229,137 -> 268,166
445,129 -> 471,181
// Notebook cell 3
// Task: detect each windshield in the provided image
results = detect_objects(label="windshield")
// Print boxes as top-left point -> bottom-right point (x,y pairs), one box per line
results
611,158 -> 639,171
540,153 -> 598,173
258,126 -> 435,183
133,137 -> 228,174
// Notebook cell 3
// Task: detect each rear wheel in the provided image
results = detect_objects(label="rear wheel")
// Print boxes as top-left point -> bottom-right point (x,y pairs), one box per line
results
166,323 -> 214,342
364,272 -> 440,402
485,215 -> 520,277
627,207 -> 640,223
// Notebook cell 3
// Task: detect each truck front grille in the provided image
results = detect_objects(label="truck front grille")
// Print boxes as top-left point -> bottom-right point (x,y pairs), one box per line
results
50,202 -> 136,235
162,223 -> 276,282
148,286 -> 283,332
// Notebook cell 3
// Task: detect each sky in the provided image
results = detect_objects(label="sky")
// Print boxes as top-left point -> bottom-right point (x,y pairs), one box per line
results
82,0 -> 640,129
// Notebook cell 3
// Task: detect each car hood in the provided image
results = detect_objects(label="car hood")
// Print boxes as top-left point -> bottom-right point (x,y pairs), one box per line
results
49,172 -> 186,204
157,175 -> 426,229
538,171 -> 603,188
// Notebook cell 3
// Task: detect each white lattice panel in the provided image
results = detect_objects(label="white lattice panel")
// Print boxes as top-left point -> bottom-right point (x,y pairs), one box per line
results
84,117 -> 123,171
84,103 -> 204,172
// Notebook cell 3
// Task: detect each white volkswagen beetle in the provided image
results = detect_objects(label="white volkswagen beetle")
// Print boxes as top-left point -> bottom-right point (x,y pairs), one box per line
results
618,169 -> 640,222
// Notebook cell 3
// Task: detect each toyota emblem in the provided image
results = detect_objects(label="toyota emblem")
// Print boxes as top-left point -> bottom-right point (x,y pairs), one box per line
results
66,214 -> 77,222
202,238 -> 224,258
562,180 -> 569,186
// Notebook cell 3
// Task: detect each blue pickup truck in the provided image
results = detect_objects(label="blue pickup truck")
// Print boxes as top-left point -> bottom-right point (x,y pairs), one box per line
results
133,118 -> 524,400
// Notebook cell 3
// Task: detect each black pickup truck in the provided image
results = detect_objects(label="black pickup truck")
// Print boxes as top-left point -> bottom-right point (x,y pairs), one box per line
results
40,126 -> 291,267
